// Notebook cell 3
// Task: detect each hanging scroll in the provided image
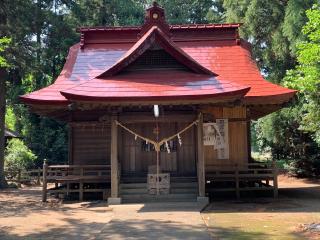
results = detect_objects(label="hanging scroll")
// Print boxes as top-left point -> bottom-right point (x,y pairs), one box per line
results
216,119 -> 229,159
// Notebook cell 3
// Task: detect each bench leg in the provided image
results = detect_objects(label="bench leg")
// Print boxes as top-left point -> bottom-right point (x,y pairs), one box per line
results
79,182 -> 84,201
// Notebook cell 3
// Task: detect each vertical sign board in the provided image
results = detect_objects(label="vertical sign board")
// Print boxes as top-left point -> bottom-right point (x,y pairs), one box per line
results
216,119 -> 229,159
203,123 -> 216,146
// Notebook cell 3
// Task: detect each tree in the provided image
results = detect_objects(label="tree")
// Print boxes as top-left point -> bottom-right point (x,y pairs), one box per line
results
284,5 -> 320,144
222,0 -> 319,176
0,37 -> 11,188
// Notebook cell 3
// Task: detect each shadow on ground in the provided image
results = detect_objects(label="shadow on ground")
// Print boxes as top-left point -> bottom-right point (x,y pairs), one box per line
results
202,178 -> 320,240
0,218 -> 211,240
97,219 -> 210,240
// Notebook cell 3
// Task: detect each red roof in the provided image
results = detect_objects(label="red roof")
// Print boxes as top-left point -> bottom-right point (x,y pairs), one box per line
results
20,4 -> 295,107
61,70 -> 249,102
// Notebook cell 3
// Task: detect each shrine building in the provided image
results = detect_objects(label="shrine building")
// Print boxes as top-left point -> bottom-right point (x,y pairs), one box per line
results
20,2 -> 296,204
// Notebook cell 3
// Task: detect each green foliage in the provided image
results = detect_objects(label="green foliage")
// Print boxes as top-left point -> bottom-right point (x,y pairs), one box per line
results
284,5 -> 320,144
4,139 -> 37,171
0,37 -> 10,67
5,106 -> 16,131
224,0 -> 319,176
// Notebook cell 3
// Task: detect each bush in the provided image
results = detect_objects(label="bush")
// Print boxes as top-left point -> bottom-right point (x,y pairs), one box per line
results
5,139 -> 37,171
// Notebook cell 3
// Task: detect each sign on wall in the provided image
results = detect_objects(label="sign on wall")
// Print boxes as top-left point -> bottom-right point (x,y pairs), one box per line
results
203,119 -> 229,159
203,123 -> 217,146
216,119 -> 229,159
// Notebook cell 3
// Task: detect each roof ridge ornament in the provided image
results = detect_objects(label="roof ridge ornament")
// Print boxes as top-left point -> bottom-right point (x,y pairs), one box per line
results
139,1 -> 171,38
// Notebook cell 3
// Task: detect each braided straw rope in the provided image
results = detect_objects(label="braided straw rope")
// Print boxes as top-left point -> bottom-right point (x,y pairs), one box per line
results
115,115 -> 200,152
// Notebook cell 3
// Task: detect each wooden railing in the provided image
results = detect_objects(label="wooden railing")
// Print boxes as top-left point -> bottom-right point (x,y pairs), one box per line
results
205,162 -> 278,199
5,168 -> 42,186
42,163 -> 111,202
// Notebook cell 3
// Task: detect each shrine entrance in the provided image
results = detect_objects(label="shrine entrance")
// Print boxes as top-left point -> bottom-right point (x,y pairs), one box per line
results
119,120 -> 197,178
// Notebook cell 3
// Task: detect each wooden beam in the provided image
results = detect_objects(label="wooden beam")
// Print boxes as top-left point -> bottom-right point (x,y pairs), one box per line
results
197,113 -> 205,197
110,114 -> 119,198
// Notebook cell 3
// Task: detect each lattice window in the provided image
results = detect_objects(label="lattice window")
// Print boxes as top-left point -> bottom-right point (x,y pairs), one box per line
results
126,49 -> 187,71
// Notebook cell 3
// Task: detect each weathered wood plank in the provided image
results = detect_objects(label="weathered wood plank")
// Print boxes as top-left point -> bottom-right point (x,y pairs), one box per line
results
110,115 -> 119,198
197,113 -> 205,197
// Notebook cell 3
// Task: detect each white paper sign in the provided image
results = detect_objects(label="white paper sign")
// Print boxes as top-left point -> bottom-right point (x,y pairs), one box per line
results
203,123 -> 216,146
216,119 -> 229,159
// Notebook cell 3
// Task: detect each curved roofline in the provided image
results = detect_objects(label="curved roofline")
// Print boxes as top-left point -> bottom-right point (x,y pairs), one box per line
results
61,87 -> 250,102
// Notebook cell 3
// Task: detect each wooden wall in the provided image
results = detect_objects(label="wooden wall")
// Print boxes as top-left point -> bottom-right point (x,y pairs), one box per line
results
202,106 -> 249,170
71,124 -> 111,165
118,121 -> 196,176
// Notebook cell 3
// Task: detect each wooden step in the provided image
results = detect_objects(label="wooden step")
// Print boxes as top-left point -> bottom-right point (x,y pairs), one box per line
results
171,182 -> 198,188
120,183 -> 147,189
120,188 -> 148,194
121,193 -> 198,203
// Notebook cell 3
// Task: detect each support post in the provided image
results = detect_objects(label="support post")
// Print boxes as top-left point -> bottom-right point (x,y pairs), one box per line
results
273,161 -> 278,198
197,113 -> 208,203
108,114 -> 121,205
235,164 -> 240,199
37,167 -> 41,185
79,167 -> 84,201
42,159 -> 48,202
17,169 -> 21,188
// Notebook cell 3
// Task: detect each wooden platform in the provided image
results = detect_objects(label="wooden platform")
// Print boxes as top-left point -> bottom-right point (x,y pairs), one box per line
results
205,162 -> 278,199
42,164 -> 111,201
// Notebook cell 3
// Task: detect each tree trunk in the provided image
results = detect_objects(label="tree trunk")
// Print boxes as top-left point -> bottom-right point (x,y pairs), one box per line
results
0,67 -> 8,188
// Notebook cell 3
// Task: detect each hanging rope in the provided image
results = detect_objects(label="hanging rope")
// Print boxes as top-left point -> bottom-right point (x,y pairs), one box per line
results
115,115 -> 200,152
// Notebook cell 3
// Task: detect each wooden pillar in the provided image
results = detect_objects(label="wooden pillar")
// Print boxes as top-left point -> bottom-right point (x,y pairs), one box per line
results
235,164 -> 240,199
79,167 -> 84,201
17,169 -> 21,188
108,114 -> 121,204
68,124 -> 73,165
42,160 -> 48,202
197,113 -> 206,199
37,167 -> 41,185
273,161 -> 278,198
247,120 -> 252,162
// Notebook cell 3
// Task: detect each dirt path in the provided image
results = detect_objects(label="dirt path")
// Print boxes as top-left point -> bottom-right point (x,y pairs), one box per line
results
0,187 -> 113,240
0,187 -> 211,240
1,175 -> 319,239
96,202 -> 211,240
202,174 -> 320,240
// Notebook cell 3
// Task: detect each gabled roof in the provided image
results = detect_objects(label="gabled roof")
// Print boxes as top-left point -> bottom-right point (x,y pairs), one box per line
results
97,26 -> 216,78
20,2 -> 296,113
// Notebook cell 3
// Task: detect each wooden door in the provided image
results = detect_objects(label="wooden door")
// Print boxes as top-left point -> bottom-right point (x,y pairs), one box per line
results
119,121 -> 196,176
176,123 -> 196,176
158,122 -> 177,172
